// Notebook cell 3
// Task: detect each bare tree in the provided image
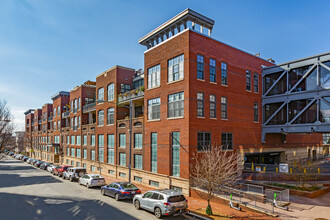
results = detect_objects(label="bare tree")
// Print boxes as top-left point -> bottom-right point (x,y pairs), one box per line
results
0,100 -> 14,159
190,145 -> 243,215
288,157 -> 316,189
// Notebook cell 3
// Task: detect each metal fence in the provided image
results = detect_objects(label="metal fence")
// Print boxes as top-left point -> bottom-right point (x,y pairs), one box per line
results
265,188 -> 289,206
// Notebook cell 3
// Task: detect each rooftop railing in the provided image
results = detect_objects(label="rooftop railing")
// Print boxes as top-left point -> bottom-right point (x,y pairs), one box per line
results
118,86 -> 144,103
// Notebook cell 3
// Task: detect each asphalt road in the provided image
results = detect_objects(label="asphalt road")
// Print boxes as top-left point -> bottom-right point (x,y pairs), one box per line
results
0,156 -> 185,220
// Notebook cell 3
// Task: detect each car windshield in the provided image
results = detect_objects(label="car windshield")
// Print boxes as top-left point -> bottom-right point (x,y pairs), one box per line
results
168,195 -> 186,203
63,167 -> 69,171
91,175 -> 103,179
120,183 -> 138,190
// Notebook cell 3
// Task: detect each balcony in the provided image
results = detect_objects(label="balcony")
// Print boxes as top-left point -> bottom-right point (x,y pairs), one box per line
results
83,102 -> 96,113
118,87 -> 144,104
62,111 -> 70,118
38,120 -> 42,125
48,116 -> 53,121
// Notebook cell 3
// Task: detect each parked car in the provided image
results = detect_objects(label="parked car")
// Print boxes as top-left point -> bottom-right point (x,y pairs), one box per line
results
9,152 -> 14,156
53,165 -> 72,177
133,189 -> 188,219
63,167 -> 87,182
31,159 -> 39,166
22,156 -> 29,162
47,164 -> 58,173
101,182 -> 141,201
40,162 -> 52,170
78,174 -> 106,188
34,160 -> 45,167
26,158 -> 33,164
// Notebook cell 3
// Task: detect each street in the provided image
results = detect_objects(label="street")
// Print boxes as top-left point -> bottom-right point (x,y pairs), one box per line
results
0,156 -> 184,220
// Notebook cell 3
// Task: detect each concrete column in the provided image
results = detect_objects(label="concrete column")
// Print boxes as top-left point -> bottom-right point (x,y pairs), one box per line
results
192,21 -> 195,30
208,28 -> 211,36
200,24 -> 203,33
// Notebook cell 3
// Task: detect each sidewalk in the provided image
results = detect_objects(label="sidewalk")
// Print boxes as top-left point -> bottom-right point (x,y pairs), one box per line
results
101,175 -> 276,219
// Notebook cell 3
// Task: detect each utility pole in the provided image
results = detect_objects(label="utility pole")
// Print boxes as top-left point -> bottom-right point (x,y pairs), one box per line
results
128,100 -> 132,183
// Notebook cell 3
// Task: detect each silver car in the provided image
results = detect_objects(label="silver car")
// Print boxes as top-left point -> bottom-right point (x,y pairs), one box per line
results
47,164 -> 57,173
78,174 -> 106,188
133,189 -> 188,219
63,167 -> 87,182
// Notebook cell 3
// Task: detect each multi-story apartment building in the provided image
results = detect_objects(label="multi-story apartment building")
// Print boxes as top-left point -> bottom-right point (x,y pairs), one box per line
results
24,9 -> 327,195
24,109 -> 34,156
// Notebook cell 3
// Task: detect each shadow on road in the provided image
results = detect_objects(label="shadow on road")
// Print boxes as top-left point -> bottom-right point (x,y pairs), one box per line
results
0,173 -> 62,188
0,192 -> 137,220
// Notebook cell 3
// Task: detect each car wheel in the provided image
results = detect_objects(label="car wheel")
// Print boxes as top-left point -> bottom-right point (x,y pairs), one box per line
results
101,189 -> 105,196
154,207 -> 162,219
87,183 -> 90,188
134,200 -> 140,210
69,176 -> 73,182
114,193 -> 119,201
62,175 -> 66,179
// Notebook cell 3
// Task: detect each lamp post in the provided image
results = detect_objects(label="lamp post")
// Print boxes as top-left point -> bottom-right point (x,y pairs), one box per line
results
96,99 -> 133,183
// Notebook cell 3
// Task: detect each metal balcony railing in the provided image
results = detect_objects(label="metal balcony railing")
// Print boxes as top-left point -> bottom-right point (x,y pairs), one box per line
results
118,87 -> 144,103
62,111 -> 70,118
83,102 -> 96,113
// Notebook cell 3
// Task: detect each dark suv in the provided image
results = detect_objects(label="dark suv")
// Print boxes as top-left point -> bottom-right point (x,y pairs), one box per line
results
54,165 -> 72,177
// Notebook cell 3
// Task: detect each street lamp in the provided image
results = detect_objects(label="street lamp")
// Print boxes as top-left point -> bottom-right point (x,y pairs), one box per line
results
95,99 -> 133,183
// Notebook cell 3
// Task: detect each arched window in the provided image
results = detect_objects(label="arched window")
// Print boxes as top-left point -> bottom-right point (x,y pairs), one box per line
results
107,83 -> 114,101
98,87 -> 104,101
98,110 -> 104,126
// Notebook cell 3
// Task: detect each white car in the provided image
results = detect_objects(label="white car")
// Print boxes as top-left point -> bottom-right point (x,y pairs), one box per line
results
63,167 -> 87,181
78,174 -> 106,188
47,164 -> 58,173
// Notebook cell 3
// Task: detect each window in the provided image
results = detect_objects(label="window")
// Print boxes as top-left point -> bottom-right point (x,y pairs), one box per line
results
254,73 -> 259,93
78,98 -> 80,110
119,153 -> 126,166
91,135 -> 95,146
108,83 -> 114,101
71,148 -> 75,157
134,154 -> 142,169
107,108 -> 114,125
71,117 -> 73,129
119,172 -> 126,177
54,122 -> 56,130
172,132 -> 180,177
98,87 -> 104,101
197,54 -> 204,79
134,176 -> 142,182
71,136 -> 75,145
168,54 -> 184,82
197,92 -> 204,117
66,159 -> 69,164
221,97 -> 227,119
74,117 -> 77,130
71,100 -> 73,112
57,106 -> 60,116
78,116 -> 81,128
83,135 -> 87,146
210,59 -> 216,82
148,98 -> 160,120
119,134 -> 126,148
66,147 -> 69,156
151,133 -> 157,173
74,99 -> 77,112
168,92 -> 184,118
54,108 -> 56,117
210,95 -> 216,118
77,148 -> 81,158
246,70 -> 251,91
149,180 -> 159,187
221,62 -> 227,85
83,149 -> 87,159
98,110 -> 104,126
98,135 -> 104,162
221,133 -> 233,150
76,135 -> 81,145
76,162 -> 80,167
197,132 -> 211,151
108,134 -> 114,164
91,150 -> 95,160
134,133 -> 142,149
67,136 -> 70,144
83,163 -> 87,168
91,165 -> 95,172
254,102 -> 259,122
57,121 -> 60,130
148,64 -> 160,89
108,170 -> 115,175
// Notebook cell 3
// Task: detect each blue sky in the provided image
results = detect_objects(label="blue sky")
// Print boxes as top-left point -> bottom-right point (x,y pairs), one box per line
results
1,0 -> 329,130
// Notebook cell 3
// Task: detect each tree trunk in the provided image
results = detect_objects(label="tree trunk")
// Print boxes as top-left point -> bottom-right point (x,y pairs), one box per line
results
206,199 -> 212,215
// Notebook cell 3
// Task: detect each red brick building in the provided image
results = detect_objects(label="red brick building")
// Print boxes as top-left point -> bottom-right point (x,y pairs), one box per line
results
24,9 -> 325,195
